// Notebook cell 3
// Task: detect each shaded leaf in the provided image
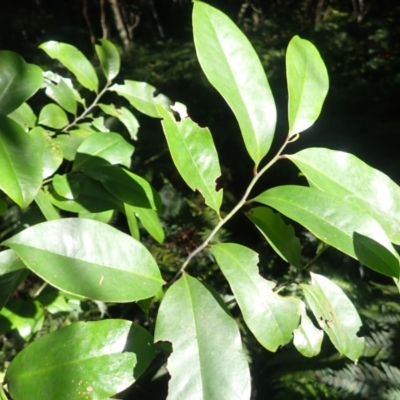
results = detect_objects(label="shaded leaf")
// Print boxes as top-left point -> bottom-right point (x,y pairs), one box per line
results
155,274 -> 251,400
254,185 -> 400,277
287,148 -> 400,245
95,39 -> 120,81
35,189 -> 61,220
132,206 -> 164,244
124,204 -> 140,240
301,272 -> 364,361
3,218 -> 163,302
193,2 -> 276,167
7,102 -> 37,129
73,131 -> 134,170
52,173 -> 81,200
247,206 -> 301,268
4,320 -> 152,400
293,300 -> 323,357
212,243 -> 300,351
0,115 -> 42,208
0,50 -> 43,115
0,199 -> 7,216
157,104 -> 223,213
39,41 -> 98,92
38,103 -> 69,129
286,36 -> 329,136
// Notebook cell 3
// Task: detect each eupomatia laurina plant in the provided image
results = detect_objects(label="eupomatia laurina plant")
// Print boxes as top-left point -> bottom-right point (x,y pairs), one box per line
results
1,1 -> 400,399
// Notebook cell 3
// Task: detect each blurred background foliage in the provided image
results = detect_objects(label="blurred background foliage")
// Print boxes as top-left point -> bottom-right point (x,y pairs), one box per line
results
1,0 -> 400,398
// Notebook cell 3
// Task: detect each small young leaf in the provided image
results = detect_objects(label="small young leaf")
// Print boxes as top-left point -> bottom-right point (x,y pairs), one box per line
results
154,274 -> 251,400
4,320 -> 151,400
0,115 -> 43,208
109,80 -> 163,118
7,102 -> 37,129
39,41 -> 99,92
212,243 -> 300,352
38,103 -> 69,129
287,148 -> 400,245
254,185 -> 400,278
157,105 -> 223,213
247,206 -> 302,268
286,36 -> 329,136
132,206 -> 165,244
0,50 -> 43,115
193,2 -> 276,167
73,131 -> 134,170
124,204 -> 140,240
293,300 -> 323,357
301,273 -> 364,362
43,75 -> 77,115
3,219 -> 163,302
98,103 -> 140,140
95,39 -> 121,81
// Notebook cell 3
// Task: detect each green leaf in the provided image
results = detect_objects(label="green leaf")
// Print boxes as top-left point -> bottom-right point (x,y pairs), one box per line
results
212,243 -> 300,352
193,2 -> 276,167
46,175 -> 123,214
73,131 -> 134,170
7,102 -> 37,129
43,75 -> 78,115
38,103 -> 69,129
78,209 -> 114,223
154,274 -> 251,400
91,116 -> 109,132
53,128 -> 93,161
254,185 -> 400,278
85,165 -> 160,210
301,272 -> 364,361
109,80 -> 163,118
286,36 -> 329,137
0,199 -> 7,216
4,320 -> 151,400
52,173 -> 81,199
98,103 -> 140,140
293,300 -> 323,357
247,206 -> 302,268
0,115 -> 43,208
0,250 -> 27,310
3,218 -> 163,302
35,189 -> 61,220
287,148 -> 400,245
39,41 -> 99,92
124,204 -> 140,240
0,50 -> 43,115
157,105 -> 223,213
0,299 -> 44,340
132,206 -> 165,244
95,39 -> 121,81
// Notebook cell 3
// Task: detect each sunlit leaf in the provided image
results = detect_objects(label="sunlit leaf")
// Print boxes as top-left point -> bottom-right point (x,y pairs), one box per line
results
301,273 -> 364,361
132,206 -> 164,244
0,50 -> 43,115
35,189 -> 60,221
95,39 -> 121,81
0,115 -> 42,208
38,103 -> 69,129
157,104 -> 223,213
7,102 -> 37,129
52,173 -> 81,200
39,41 -> 98,92
5,320 -> 154,400
254,185 -> 400,278
287,148 -> 400,245
286,36 -> 329,136
293,300 -> 323,357
193,2 -> 276,167
247,206 -> 301,267
124,204 -> 140,240
53,128 -> 93,161
155,274 -> 251,400
3,218 -> 163,302
212,243 -> 300,351
43,75 -> 77,115
79,209 -> 114,223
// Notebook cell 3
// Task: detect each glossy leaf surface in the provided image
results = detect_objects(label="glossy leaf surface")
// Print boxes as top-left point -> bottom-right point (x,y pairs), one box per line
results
254,185 -> 400,277
293,300 -> 323,357
5,320 -> 149,400
0,115 -> 42,208
193,2 -> 276,166
8,102 -> 37,129
247,206 -> 301,267
3,219 -> 163,302
39,41 -> 98,92
73,131 -> 134,170
0,50 -> 43,115
43,75 -> 77,115
212,243 -> 300,351
95,39 -> 120,81
38,103 -> 69,129
301,273 -> 364,361
157,105 -> 222,212
286,36 -> 329,136
287,147 -> 400,245
155,274 -> 251,400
